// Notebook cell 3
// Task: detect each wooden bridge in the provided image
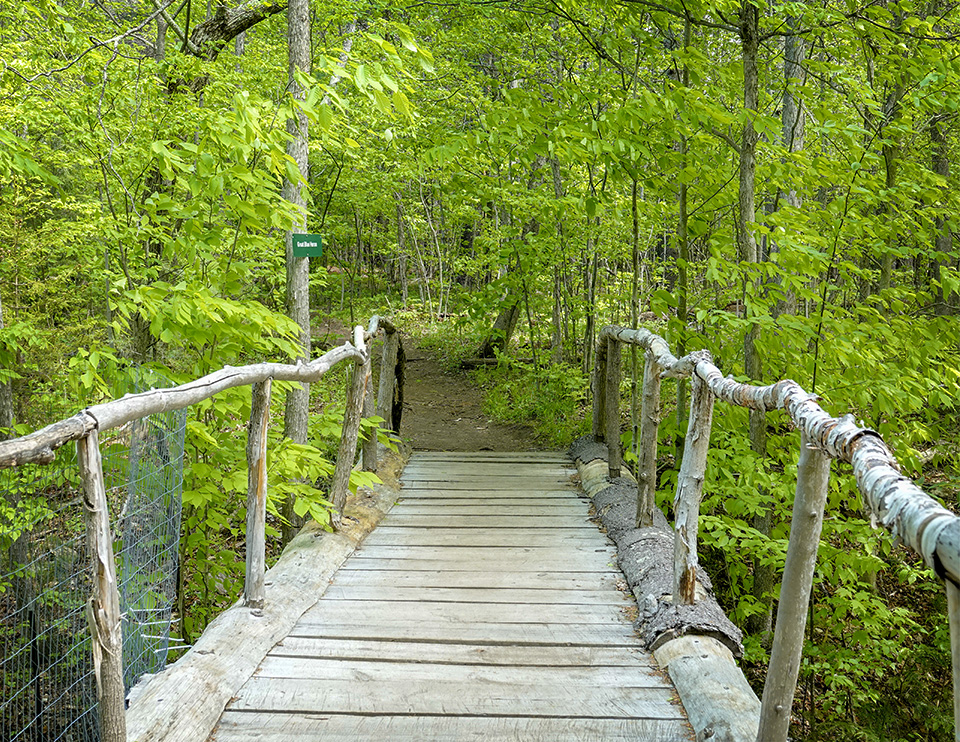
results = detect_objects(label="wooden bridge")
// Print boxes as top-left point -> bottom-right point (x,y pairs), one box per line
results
1,315 -> 958,742
213,451 -> 690,741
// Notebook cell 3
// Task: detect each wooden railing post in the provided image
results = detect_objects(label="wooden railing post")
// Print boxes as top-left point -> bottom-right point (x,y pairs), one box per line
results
244,379 -> 271,610
77,431 -> 126,742
592,337 -> 608,441
376,328 -> 400,431
673,357 -> 714,606
330,326 -> 368,528
361,348 -> 377,472
605,337 -> 622,478
636,350 -> 662,527
757,431 -> 830,741
949,581 -> 960,742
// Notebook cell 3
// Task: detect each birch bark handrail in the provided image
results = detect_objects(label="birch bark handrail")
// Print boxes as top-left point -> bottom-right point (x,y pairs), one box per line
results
593,323 -> 960,742
0,316 -> 403,742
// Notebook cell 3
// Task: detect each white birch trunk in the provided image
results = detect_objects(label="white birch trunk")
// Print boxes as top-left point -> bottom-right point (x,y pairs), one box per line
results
673,357 -> 715,606
245,380 -> 271,610
636,351 -> 662,527
757,431 -> 830,741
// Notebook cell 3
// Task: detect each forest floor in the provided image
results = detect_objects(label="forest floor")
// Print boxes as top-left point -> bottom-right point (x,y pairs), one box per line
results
399,335 -> 548,452
314,314 -> 548,453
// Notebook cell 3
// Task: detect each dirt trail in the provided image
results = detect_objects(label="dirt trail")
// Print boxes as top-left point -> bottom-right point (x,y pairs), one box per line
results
400,338 -> 548,453
314,316 -> 547,452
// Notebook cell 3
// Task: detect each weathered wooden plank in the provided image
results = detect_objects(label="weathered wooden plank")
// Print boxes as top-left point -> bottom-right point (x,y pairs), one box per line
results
388,502 -> 586,514
410,451 -> 569,460
380,515 -> 596,528
345,557 -> 616,573
298,599 -> 629,625
272,637 -> 655,666
333,568 -> 622,590
255,656 -> 670,686
363,528 -> 605,547
398,488 -> 580,498
215,711 -> 689,741
402,467 -> 576,479
125,445 -> 409,742
287,622 -> 640,645
227,677 -> 684,718
321,585 -> 630,605
385,504 -> 588,517
395,496 -> 585,506
400,474 -> 568,491
355,541 -> 614,555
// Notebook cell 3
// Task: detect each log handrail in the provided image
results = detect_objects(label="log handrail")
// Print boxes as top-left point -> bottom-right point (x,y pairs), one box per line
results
0,316 -> 403,742
593,323 -> 960,742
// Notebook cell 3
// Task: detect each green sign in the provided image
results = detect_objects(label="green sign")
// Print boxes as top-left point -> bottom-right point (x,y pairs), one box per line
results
292,233 -> 323,258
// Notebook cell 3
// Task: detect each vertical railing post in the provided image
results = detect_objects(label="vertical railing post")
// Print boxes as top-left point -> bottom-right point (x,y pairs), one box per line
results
948,581 -> 960,742
376,328 -> 400,431
673,358 -> 714,605
77,430 -> 126,742
592,336 -> 608,441
244,379 -> 271,610
605,337 -> 622,478
757,430 -> 830,741
636,350 -> 662,527
330,326 -> 368,528
361,347 -> 377,472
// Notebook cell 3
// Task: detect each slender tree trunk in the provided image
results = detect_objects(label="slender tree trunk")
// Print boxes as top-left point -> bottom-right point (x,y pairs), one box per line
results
739,2 -> 773,640
0,293 -> 13,440
674,19 -> 691,465
551,157 -> 566,363
281,0 -> 311,544
930,117 -> 954,315
395,197 -> 409,306
630,177 -> 640,465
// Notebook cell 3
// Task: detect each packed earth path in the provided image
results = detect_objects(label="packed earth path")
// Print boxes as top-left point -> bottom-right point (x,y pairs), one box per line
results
398,336 -> 547,452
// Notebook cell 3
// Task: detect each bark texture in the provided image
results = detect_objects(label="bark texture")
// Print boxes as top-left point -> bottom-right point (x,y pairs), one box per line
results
570,436 -> 744,657
281,0 -> 312,542
0,345 -> 362,468
245,380 -> 271,610
78,432 -> 126,742
188,0 -> 287,61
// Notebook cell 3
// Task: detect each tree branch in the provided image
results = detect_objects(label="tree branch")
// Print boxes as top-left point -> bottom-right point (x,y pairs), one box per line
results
187,0 -> 288,60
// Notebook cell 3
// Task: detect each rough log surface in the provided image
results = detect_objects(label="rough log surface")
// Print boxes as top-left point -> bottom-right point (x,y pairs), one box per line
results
125,441 -> 409,742
654,636 -> 760,742
78,432 -> 126,742
0,344 -> 364,468
571,435 -> 758,741
572,436 -> 743,657
0,411 -> 97,467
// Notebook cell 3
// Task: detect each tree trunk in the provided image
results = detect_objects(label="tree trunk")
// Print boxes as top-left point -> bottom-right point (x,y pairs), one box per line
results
0,293 -> 13,440
280,0 -> 311,544
478,302 -> 521,358
738,2 -> 773,640
931,117 -> 955,315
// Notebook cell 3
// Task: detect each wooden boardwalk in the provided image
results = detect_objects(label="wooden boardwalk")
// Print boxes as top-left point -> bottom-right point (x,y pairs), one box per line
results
212,452 -> 691,741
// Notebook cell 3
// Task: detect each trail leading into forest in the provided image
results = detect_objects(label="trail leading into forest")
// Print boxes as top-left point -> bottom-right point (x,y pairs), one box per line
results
400,337 -> 546,452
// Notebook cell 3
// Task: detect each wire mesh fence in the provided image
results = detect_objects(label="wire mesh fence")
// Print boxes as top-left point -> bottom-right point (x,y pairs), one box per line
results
1,385 -> 187,742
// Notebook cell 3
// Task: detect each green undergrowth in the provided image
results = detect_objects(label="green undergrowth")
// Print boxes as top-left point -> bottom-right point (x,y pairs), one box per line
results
400,306 -> 590,447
